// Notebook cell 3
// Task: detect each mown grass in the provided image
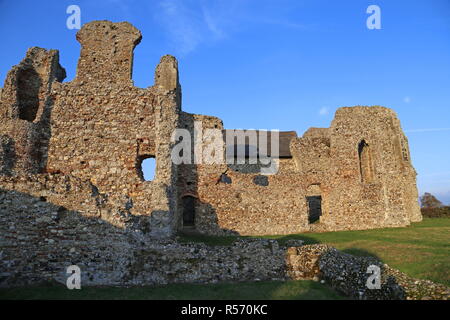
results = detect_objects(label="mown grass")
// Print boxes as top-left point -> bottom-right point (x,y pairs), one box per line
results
0,280 -> 344,300
179,218 -> 450,286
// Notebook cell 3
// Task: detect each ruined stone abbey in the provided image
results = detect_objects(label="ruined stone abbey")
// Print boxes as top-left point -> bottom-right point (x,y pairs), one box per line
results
1,20 -> 422,242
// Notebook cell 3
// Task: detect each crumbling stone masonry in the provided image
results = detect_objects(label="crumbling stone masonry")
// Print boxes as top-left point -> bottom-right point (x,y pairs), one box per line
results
189,106 -> 423,235
1,188 -> 447,299
0,20 -> 421,239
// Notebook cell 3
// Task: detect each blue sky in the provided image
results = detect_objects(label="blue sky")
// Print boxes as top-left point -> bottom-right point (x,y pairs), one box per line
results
1,0 -> 449,204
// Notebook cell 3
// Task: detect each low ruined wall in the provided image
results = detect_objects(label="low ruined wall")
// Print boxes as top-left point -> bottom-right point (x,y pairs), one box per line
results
0,185 -> 292,287
1,186 -> 448,300
0,172 -> 178,239
286,244 -> 449,300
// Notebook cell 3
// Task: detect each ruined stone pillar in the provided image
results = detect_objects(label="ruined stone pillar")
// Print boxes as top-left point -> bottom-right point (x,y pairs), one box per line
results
0,47 -> 65,122
155,55 -> 182,108
0,47 -> 65,174
75,21 -> 142,85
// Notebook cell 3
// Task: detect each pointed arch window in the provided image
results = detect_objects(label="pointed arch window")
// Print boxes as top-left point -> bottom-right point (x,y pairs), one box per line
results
358,140 -> 374,183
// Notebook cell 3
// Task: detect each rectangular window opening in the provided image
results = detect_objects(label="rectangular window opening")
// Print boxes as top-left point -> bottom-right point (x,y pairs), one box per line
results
307,196 -> 322,224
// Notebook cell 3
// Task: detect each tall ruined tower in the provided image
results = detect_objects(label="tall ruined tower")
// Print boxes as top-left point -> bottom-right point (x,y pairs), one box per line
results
0,21 -> 183,237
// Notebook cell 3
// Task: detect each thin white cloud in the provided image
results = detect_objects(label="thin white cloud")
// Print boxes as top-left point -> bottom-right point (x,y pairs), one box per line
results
254,17 -> 308,30
156,0 -> 203,55
405,128 -> 450,133
154,0 -> 309,55
403,96 -> 411,103
202,6 -> 225,39
155,0 -> 241,55
319,107 -> 329,116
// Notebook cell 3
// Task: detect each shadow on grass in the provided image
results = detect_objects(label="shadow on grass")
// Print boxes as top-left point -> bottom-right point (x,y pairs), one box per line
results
340,248 -> 382,260
0,279 -> 346,300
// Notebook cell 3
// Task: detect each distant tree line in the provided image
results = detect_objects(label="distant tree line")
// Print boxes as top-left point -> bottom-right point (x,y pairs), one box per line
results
420,193 -> 450,218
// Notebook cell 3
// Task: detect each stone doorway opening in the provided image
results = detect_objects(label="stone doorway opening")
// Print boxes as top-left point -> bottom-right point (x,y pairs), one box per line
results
307,196 -> 322,224
306,184 -> 322,224
182,195 -> 196,227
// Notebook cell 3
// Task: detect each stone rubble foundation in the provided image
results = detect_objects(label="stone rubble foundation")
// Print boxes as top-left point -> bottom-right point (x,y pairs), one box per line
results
1,187 -> 448,300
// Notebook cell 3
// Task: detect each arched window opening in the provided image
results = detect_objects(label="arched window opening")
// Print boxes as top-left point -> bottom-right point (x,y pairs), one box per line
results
136,155 -> 156,181
358,140 -> 374,183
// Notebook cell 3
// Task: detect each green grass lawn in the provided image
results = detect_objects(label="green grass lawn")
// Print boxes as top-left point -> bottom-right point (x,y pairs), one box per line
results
0,280 -> 344,300
1,218 -> 448,300
181,217 -> 450,286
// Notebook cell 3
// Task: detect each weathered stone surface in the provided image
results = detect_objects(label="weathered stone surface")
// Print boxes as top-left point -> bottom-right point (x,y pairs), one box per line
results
75,20 -> 142,85
286,244 -> 449,300
0,47 -> 65,175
